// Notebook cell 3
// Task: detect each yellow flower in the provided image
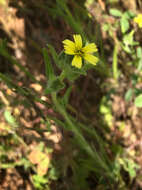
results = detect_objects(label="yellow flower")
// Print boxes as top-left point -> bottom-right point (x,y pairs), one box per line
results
62,34 -> 98,69
134,14 -> 142,28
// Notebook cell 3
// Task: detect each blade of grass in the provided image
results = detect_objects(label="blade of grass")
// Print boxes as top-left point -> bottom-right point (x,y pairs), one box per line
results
0,41 -> 37,82
113,43 -> 118,81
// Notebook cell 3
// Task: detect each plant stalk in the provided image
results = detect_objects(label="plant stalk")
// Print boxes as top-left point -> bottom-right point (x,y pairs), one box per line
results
51,92 -> 112,176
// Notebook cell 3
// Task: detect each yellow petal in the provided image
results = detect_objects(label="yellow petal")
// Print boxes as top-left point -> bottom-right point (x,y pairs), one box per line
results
84,54 -> 98,65
82,43 -> 98,53
134,17 -> 141,23
72,55 -> 82,69
73,34 -> 82,50
64,47 -> 75,55
63,39 -> 75,48
63,39 -> 76,55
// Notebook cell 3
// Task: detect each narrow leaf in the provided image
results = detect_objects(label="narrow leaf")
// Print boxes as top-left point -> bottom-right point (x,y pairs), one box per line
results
47,44 -> 58,64
43,48 -> 54,81
62,86 -> 72,107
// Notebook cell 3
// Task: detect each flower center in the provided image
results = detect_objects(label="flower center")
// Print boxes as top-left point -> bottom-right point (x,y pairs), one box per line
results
75,49 -> 84,56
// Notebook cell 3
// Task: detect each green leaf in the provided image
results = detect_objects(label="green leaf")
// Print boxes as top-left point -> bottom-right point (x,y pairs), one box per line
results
47,44 -> 59,64
102,24 -> 110,32
109,9 -> 122,17
137,47 -> 142,58
33,174 -> 47,184
123,30 -> 134,46
45,77 -> 65,94
137,47 -> 142,71
43,48 -> 55,81
134,94 -> 142,107
61,86 -> 72,107
120,17 -> 129,33
64,67 -> 87,81
4,110 -> 18,127
58,55 -> 87,81
121,44 -> 131,54
125,88 -> 133,102
124,11 -> 136,19
48,167 -> 59,180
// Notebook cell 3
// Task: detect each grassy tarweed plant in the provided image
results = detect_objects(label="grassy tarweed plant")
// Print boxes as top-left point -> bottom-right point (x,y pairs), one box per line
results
43,36 -> 116,183
0,0 -> 142,189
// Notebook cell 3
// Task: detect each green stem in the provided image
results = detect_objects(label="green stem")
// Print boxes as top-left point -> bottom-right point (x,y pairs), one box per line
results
59,70 -> 66,82
51,92 -> 111,175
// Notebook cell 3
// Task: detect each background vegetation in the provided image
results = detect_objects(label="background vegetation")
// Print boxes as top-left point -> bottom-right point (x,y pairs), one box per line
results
0,0 -> 142,189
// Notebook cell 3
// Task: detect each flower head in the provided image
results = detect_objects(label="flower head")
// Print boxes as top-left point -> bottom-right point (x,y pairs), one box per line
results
134,14 -> 142,28
62,34 -> 98,69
